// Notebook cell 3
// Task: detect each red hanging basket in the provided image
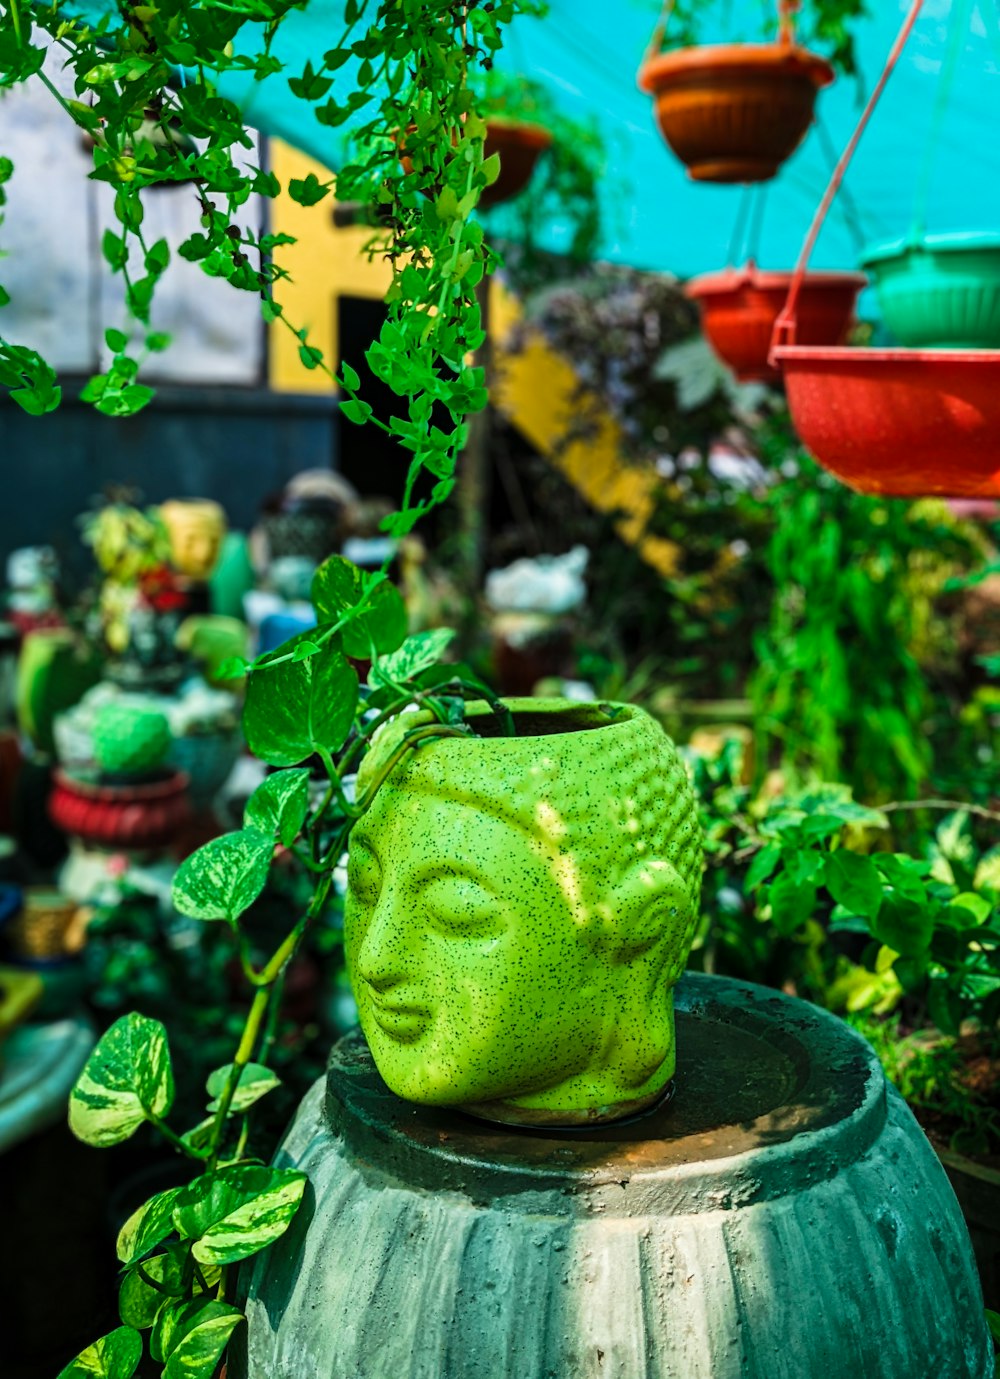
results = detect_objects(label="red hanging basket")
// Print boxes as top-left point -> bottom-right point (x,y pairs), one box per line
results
770,0 -> 1000,499
686,264 -> 865,383
638,41 -> 833,183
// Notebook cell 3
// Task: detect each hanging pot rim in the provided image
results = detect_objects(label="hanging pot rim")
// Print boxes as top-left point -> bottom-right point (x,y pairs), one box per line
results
773,343 -> 1000,366
638,42 -> 834,93
482,116 -> 554,150
861,229 -> 1000,269
687,264 -> 867,298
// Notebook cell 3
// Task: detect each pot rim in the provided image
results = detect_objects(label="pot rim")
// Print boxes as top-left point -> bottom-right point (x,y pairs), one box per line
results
687,265 -> 867,299
861,229 -> 1000,269
53,767 -> 191,801
483,117 -> 554,150
773,344 -> 1000,366
638,43 -> 834,93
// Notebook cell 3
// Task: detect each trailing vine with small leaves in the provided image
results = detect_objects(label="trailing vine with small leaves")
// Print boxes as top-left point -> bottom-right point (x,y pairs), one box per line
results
0,2 -> 550,1374
61,555 -> 518,1379
0,0 -> 542,535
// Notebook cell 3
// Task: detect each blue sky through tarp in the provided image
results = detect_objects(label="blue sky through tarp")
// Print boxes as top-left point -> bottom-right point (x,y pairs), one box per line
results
219,0 -> 1000,275
69,0 -> 1000,276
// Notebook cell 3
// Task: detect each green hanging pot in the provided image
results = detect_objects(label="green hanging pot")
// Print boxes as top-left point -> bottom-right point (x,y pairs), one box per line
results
861,231 -> 1000,349
344,699 -> 703,1127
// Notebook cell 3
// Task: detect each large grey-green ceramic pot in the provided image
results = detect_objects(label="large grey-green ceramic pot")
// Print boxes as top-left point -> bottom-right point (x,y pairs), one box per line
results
344,699 -> 703,1126
237,974 -> 993,1379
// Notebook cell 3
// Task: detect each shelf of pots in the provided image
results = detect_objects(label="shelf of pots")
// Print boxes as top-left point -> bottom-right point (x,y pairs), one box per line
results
771,0 -> 1000,499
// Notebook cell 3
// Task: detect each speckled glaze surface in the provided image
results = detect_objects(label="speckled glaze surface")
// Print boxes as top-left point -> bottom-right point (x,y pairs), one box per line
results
344,700 -> 703,1125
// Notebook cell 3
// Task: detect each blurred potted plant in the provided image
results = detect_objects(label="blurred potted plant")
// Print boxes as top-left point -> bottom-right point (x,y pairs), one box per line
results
638,0 -> 864,183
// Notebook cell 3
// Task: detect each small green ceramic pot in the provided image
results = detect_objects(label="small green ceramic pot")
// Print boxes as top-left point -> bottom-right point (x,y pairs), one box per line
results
861,231 -> 1000,348
345,699 -> 703,1127
92,701 -> 171,778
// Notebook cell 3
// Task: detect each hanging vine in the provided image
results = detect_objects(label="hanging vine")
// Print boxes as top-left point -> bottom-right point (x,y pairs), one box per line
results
0,0 -> 543,534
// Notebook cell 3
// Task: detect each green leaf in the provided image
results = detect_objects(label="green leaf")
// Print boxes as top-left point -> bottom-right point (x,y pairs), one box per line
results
69,1014 -> 173,1147
744,842 -> 781,892
243,637 -> 358,767
974,846 -> 1000,896
872,894 -> 934,958
205,1062 -> 281,1114
172,1164 -> 307,1266
340,361 -> 361,391
117,1186 -> 184,1265
947,892 -> 992,927
118,1251 -> 187,1328
370,628 -> 456,688
171,829 -> 274,926
288,173 -> 330,206
57,1328 -> 142,1379
340,397 -> 373,425
767,873 -> 817,937
105,327 -> 128,353
244,768 -> 311,846
102,230 -> 128,270
824,851 -> 883,919
311,557 -> 407,658
155,1299 -> 243,1377
985,1308 -> 1000,1344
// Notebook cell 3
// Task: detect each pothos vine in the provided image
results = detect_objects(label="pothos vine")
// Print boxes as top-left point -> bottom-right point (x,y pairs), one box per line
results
0,3 -> 545,1375
0,0 -> 543,535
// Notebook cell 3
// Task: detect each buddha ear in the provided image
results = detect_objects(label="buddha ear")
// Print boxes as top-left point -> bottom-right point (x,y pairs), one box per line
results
596,860 -> 693,967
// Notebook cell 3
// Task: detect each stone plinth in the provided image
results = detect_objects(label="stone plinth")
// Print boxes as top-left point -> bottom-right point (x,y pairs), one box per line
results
240,974 -> 992,1379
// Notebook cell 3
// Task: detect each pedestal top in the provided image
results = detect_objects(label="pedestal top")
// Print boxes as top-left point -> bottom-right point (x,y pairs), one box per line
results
322,972 -> 887,1213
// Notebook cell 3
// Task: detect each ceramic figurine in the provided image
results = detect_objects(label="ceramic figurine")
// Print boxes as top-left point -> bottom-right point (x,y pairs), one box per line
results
159,500 -> 227,581
345,698 -> 703,1126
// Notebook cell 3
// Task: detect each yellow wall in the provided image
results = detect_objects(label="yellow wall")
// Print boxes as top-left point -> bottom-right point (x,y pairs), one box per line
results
268,141 -> 679,576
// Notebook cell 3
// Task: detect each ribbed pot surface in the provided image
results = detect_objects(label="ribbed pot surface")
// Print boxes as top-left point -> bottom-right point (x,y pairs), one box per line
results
239,974 -> 992,1379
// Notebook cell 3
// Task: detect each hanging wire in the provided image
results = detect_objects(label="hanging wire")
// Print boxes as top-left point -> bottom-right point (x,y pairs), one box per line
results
746,181 -> 768,262
814,111 -> 868,259
644,0 -> 677,62
778,0 -> 800,45
910,0 -> 975,242
726,184 -> 755,266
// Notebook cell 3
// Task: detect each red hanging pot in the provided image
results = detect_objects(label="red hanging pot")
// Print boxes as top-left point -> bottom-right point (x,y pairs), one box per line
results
686,264 -> 866,383
770,0 -> 1000,499
638,42 -> 833,184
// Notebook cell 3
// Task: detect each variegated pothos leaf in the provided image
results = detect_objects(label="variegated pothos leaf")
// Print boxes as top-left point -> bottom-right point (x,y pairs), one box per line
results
69,1014 -> 173,1147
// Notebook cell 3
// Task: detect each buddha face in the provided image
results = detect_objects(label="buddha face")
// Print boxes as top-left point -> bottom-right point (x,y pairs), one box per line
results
160,501 -> 226,580
345,790 -> 608,1109
344,704 -> 701,1124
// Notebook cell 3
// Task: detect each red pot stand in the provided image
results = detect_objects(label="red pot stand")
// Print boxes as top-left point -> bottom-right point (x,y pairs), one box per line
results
771,0 -> 1000,500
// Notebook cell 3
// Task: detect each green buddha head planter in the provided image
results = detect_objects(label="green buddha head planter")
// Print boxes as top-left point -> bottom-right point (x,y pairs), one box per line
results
344,699 -> 703,1126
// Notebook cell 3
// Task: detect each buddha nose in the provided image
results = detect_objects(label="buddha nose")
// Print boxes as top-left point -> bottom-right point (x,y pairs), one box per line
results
355,889 -> 413,993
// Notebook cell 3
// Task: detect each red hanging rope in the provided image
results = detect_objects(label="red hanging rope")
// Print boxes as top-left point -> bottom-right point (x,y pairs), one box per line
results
771,0 -> 926,354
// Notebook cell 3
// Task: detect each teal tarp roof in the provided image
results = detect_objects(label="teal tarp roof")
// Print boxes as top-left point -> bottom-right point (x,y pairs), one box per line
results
78,1 -> 1000,277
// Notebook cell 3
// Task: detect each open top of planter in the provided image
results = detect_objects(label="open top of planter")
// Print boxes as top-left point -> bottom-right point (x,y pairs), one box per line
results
638,42 -> 834,92
861,228 -> 1000,268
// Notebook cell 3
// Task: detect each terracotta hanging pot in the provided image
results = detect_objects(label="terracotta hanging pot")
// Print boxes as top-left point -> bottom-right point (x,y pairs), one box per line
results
479,118 -> 553,208
861,231 -> 1000,349
686,263 -> 866,382
343,699 -> 703,1127
399,119 -> 552,209
638,42 -> 833,183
